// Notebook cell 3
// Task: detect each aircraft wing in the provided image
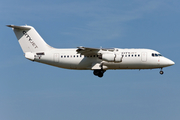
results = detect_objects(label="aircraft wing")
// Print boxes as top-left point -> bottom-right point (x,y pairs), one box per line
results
76,46 -> 114,55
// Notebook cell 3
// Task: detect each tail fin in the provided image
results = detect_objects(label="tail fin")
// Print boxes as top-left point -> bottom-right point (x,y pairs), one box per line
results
7,25 -> 52,53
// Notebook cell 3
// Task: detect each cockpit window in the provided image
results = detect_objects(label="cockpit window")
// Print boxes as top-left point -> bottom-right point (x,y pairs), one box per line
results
152,53 -> 163,57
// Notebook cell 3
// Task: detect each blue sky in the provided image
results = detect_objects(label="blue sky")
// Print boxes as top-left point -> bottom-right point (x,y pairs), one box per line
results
0,0 -> 180,120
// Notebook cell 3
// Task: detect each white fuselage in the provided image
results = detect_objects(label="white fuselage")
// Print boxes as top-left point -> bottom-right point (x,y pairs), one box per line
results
32,48 -> 174,70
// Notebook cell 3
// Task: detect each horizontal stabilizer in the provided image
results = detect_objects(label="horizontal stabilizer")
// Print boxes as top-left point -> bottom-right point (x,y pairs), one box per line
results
6,25 -> 31,30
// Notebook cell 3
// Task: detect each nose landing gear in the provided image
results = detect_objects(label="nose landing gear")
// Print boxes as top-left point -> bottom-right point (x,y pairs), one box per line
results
160,68 -> 164,75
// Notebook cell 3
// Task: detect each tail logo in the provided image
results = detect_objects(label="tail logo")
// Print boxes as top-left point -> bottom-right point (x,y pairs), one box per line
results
22,31 -> 38,49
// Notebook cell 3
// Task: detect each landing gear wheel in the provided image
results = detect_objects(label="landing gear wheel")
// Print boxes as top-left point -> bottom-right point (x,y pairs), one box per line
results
98,71 -> 104,77
93,70 -> 106,78
160,70 -> 164,75
98,73 -> 103,78
93,70 -> 100,76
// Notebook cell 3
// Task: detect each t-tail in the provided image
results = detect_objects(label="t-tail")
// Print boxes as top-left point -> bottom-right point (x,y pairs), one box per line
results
7,25 -> 53,60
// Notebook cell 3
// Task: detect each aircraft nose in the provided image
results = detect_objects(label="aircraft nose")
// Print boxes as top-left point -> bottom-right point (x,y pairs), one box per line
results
168,59 -> 175,66
160,57 -> 175,67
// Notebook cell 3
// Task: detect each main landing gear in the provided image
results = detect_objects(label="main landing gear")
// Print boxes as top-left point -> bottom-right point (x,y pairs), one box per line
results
93,70 -> 106,78
159,68 -> 164,75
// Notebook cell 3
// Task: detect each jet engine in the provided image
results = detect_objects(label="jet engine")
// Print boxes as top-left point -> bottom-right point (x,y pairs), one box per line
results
98,53 -> 122,62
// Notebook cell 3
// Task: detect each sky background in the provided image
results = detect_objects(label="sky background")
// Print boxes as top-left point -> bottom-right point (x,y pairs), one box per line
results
0,0 -> 180,120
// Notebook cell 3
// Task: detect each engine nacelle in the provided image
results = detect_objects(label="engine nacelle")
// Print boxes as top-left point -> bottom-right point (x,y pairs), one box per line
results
99,53 -> 122,62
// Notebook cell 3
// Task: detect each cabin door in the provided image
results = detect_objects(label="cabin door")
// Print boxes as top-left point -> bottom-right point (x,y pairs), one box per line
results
141,52 -> 147,62
54,53 -> 59,62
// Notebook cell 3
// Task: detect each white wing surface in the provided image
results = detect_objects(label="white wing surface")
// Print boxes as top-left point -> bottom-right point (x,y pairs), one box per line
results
76,46 -> 114,55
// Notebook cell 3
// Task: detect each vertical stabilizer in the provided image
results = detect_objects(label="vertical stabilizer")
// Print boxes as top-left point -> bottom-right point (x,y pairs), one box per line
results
7,25 -> 52,53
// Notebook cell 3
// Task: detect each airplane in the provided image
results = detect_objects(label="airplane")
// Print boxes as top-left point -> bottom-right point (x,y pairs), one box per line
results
7,25 -> 175,78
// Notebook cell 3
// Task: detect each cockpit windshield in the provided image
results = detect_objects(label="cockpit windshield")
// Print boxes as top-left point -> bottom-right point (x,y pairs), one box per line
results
152,53 -> 162,57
